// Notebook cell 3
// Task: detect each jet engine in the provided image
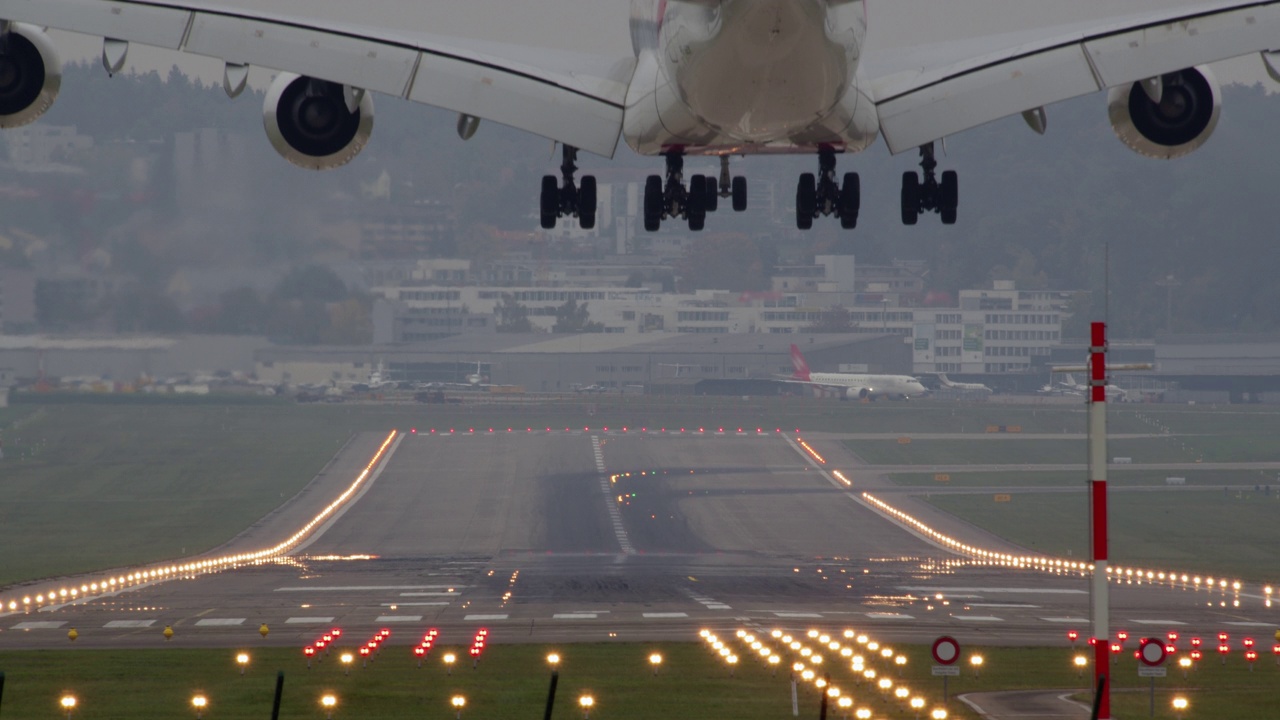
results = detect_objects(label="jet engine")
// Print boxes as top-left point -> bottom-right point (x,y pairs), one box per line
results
1107,66 -> 1220,160
263,72 -> 373,170
0,24 -> 62,128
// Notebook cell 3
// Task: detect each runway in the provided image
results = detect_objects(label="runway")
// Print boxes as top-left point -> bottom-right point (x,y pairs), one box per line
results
1,430 -> 1274,650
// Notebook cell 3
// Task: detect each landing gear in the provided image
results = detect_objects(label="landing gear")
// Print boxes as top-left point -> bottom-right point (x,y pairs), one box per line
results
641,154 -> 747,232
540,145 -> 597,229
900,142 -> 957,225
794,147 -> 859,230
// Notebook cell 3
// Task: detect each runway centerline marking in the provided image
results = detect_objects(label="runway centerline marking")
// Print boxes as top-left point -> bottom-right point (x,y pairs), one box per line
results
900,586 -> 1086,594
11,621 -> 66,630
554,613 -> 598,620
643,612 -> 688,618
375,615 -> 423,622
286,617 -> 336,624
464,614 -> 508,620
1042,617 -> 1089,623
1131,619 -> 1187,625
953,615 -> 1004,622
195,618 -> 246,627
592,435 -> 635,555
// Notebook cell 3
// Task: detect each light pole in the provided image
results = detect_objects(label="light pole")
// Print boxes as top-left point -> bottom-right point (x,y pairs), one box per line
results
320,694 -> 337,720
649,652 -> 663,676
60,695 -> 77,720
579,694 -> 594,720
451,695 -> 466,720
1172,696 -> 1188,720
444,652 -> 456,675
236,652 -> 250,676
191,694 -> 208,719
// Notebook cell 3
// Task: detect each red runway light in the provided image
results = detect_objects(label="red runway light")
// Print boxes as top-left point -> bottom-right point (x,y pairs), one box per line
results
414,647 -> 425,656
1219,632 -> 1229,642
304,647 -> 315,657
1246,650 -> 1258,662
1218,644 -> 1229,654
1167,631 -> 1179,642
1190,650 -> 1202,661
1111,643 -> 1121,654
331,629 -> 342,637
1117,631 -> 1128,641
1244,637 -> 1255,648
360,647 -> 370,656
1191,637 -> 1202,648
411,428 -> 417,433
1067,630 -> 1078,641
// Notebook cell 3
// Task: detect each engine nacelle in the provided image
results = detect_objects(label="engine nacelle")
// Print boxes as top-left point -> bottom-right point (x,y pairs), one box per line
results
1107,66 -> 1220,160
0,24 -> 62,128
263,72 -> 373,170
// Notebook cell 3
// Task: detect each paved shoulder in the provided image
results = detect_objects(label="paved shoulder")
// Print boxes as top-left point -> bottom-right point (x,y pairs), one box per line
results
960,690 -> 1089,720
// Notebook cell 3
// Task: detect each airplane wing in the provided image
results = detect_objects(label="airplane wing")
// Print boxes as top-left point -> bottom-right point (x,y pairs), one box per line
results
0,0 -> 633,156
862,0 -> 1280,153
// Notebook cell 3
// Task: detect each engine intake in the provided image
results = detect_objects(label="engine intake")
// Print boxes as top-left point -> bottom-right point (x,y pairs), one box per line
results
1107,66 -> 1220,160
263,72 -> 373,170
0,24 -> 62,128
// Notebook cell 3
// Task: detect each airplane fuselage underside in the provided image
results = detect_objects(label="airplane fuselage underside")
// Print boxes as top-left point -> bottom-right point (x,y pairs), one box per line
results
624,0 -> 878,156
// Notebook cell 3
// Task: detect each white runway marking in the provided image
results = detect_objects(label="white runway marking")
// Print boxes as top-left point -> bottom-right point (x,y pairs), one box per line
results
1131,619 -> 1187,625
901,586 -> 1086,594
11,621 -> 66,629
968,603 -> 1039,608
954,615 -> 1003,622
383,602 -> 450,607
104,620 -> 155,628
276,586 -> 464,592
400,592 -> 459,597
1223,621 -> 1274,627
286,617 -> 336,624
464,614 -> 508,621
866,612 -> 914,620
554,613 -> 598,620
375,615 -> 423,623
706,604 -> 732,610
592,435 -> 635,555
774,612 -> 822,618
1042,617 -> 1090,623
643,612 -> 688,618
195,618 -> 246,627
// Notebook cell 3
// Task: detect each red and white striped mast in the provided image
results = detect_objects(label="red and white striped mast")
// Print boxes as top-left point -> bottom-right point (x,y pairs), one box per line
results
1087,321 -> 1111,719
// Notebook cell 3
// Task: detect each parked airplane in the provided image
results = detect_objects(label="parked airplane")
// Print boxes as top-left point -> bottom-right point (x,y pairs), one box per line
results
937,374 -> 993,394
785,344 -> 927,401
1060,372 -> 1129,401
1,1 -> 1276,232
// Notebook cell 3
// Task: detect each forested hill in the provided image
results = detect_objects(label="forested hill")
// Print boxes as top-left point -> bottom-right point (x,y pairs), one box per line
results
16,63 -> 1280,339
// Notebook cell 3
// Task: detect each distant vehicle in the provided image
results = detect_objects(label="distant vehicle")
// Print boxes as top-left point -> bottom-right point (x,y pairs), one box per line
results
783,344 -> 928,401
1059,372 -> 1128,401
572,384 -> 609,394
937,373 -> 993,394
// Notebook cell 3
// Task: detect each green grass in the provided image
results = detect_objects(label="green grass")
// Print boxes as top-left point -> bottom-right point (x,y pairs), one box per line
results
0,642 -> 1271,720
888,469 -> 1280,488
923,489 -> 1280,578
843,437 -> 1205,465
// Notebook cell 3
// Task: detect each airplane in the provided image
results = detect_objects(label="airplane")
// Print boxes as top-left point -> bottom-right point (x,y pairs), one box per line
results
571,383 -> 609,394
936,373 -> 993,394
2,1 -> 1278,232
1059,372 -> 1129,401
784,343 -> 928,401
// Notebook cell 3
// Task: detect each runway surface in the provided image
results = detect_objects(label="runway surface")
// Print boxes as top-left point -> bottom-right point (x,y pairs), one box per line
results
2,430 -> 1275,650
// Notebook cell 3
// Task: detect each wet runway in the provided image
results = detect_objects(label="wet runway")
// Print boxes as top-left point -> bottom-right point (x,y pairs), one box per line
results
2,431 -> 1274,650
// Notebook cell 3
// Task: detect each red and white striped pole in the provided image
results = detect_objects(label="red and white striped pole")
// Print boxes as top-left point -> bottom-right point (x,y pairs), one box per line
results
1088,321 -> 1110,719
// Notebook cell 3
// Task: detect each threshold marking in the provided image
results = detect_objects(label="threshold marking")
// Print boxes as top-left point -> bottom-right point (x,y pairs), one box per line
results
900,586 -> 1086,594
954,615 -> 1004,622
104,619 -> 156,628
643,612 -> 688,618
968,603 -> 1039,608
1223,621 -> 1274,627
1042,617 -> 1090,623
400,592 -> 458,597
12,621 -> 66,630
276,585 -> 464,592
286,617 -> 336,624
464,614 -> 508,621
1131,619 -> 1187,625
383,602 -> 450,607
554,613 -> 598,620
774,612 -> 822,618
866,612 -> 914,620
195,618 -> 246,627
375,615 -> 423,623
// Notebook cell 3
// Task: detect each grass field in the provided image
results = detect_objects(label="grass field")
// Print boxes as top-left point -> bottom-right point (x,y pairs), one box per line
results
888,469 -> 1280,488
0,635 -> 1264,712
842,436 -> 1211,465
924,489 -> 1280,577
0,640 -> 1271,720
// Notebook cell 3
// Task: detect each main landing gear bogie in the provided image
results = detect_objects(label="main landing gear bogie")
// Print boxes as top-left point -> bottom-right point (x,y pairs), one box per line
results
900,142 -> 958,226
540,145 -> 597,230
795,147 -> 860,230
643,154 -> 747,232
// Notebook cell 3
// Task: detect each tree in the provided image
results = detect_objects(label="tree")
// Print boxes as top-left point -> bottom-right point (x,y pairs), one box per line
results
271,264 -> 349,304
552,298 -> 604,333
495,293 -> 533,332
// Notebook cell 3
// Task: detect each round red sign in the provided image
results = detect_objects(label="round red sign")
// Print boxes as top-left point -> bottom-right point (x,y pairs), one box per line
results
932,636 -> 961,665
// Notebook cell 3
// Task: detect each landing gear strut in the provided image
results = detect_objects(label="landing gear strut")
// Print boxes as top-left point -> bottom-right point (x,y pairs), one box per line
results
795,147 -> 859,230
540,145 -> 596,229
900,142 -> 957,225
642,153 -> 747,232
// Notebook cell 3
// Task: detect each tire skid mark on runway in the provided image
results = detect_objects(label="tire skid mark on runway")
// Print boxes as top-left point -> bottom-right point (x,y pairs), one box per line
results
592,435 -> 635,555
